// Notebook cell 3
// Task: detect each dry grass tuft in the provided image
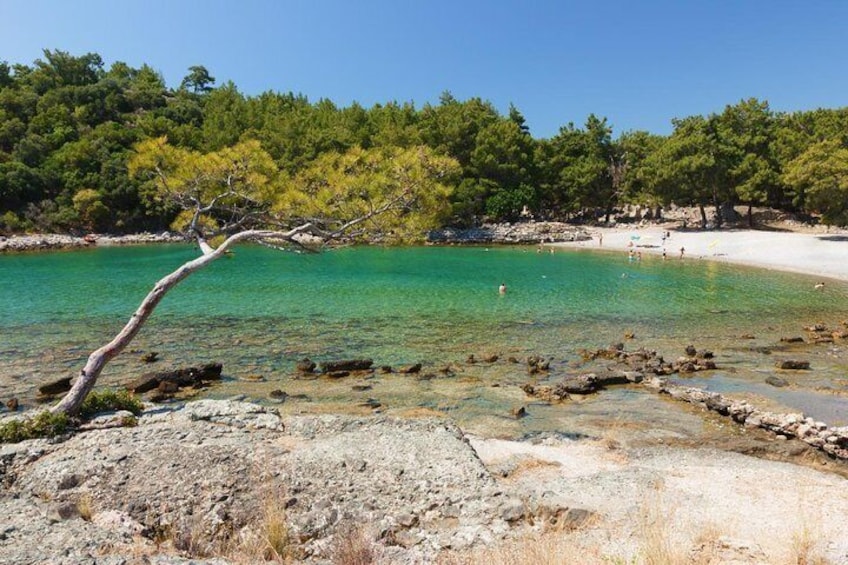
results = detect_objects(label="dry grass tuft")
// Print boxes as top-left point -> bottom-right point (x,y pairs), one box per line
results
262,498 -> 292,561
327,523 -> 381,565
228,495 -> 295,563
76,493 -> 94,521
789,522 -> 829,565
638,485 -> 687,565
686,523 -> 726,564
437,531 -> 609,565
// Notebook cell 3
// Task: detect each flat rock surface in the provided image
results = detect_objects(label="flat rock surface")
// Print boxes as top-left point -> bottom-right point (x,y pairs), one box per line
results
2,400 -> 848,564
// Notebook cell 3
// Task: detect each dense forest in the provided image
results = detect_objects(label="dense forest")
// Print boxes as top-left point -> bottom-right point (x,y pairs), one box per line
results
1,49 -> 847,235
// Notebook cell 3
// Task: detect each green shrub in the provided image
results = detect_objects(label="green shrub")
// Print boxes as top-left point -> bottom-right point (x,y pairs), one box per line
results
78,389 -> 144,419
0,390 -> 143,444
0,411 -> 70,444
0,211 -> 25,234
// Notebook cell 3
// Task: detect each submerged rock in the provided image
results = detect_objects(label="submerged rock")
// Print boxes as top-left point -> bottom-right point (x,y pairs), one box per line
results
776,360 -> 810,370
37,377 -> 72,397
319,359 -> 373,373
126,362 -> 223,394
296,358 -> 317,373
399,363 -> 422,374
765,376 -> 789,387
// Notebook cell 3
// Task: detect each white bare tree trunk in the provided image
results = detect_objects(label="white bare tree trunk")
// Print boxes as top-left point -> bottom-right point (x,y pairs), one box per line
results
51,228 -> 307,415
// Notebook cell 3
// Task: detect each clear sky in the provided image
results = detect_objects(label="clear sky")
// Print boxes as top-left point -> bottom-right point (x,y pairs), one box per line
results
1,0 -> 846,139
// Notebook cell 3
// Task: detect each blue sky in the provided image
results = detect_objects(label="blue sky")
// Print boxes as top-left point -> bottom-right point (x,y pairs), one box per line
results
1,0 -> 846,138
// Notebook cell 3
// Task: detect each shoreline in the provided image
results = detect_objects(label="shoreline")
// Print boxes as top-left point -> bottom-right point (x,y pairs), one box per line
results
0,232 -> 185,253
5,224 -> 846,283
552,226 -> 848,282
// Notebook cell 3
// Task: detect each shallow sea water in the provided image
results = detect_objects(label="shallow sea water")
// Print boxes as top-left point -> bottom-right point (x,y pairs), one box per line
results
1,244 -> 846,440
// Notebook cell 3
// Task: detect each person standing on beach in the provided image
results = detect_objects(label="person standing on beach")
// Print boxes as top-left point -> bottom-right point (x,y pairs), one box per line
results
598,233 -> 603,246
679,247 -> 685,259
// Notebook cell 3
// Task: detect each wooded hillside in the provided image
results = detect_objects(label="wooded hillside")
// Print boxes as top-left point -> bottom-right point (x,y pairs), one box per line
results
2,49 -> 847,234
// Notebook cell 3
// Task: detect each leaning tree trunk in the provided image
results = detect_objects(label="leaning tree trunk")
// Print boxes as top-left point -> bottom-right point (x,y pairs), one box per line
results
51,229 -> 292,415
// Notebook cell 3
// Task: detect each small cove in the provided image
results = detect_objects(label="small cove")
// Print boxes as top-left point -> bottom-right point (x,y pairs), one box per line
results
1,244 -> 846,441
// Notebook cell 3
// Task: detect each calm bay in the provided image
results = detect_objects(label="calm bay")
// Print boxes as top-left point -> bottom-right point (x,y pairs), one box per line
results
1,244 -> 846,441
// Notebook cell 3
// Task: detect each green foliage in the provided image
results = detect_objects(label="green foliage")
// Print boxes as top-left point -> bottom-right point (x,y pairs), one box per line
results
180,65 -> 215,94
0,211 -> 27,233
78,389 -> 144,419
0,389 -> 141,443
1,49 -> 846,234
285,145 -> 459,241
0,410 -> 70,443
72,189 -> 110,231
783,139 -> 848,225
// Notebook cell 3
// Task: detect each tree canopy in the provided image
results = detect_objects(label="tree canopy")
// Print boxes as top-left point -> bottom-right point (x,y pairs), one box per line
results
2,50 -> 848,232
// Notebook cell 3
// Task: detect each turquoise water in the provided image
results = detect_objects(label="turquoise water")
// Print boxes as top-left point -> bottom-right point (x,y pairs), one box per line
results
1,244 -> 847,435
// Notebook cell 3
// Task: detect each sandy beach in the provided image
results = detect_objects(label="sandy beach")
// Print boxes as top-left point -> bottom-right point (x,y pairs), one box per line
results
554,226 -> 848,282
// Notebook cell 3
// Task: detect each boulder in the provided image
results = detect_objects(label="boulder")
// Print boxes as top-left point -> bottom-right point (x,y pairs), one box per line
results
126,363 -> 223,394
126,374 -> 160,394
558,374 -> 604,394
296,358 -> 317,373
779,336 -> 804,343
521,383 -> 569,402
37,377 -> 72,396
319,359 -> 373,373
157,381 -> 179,394
776,360 -> 810,370
269,389 -> 288,400
139,351 -> 159,363
526,356 -> 550,372
765,376 -> 789,387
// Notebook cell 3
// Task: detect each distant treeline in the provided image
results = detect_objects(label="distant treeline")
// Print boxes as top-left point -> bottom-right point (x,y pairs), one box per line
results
2,49 -> 847,234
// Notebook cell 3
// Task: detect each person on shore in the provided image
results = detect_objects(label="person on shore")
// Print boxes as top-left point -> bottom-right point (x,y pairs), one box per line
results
598,233 -> 603,247
679,247 -> 685,259
499,283 -> 507,294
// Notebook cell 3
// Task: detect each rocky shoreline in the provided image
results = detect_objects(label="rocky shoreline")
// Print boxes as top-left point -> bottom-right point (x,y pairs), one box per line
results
427,221 -> 591,244
0,232 -> 186,253
0,222 -> 589,253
